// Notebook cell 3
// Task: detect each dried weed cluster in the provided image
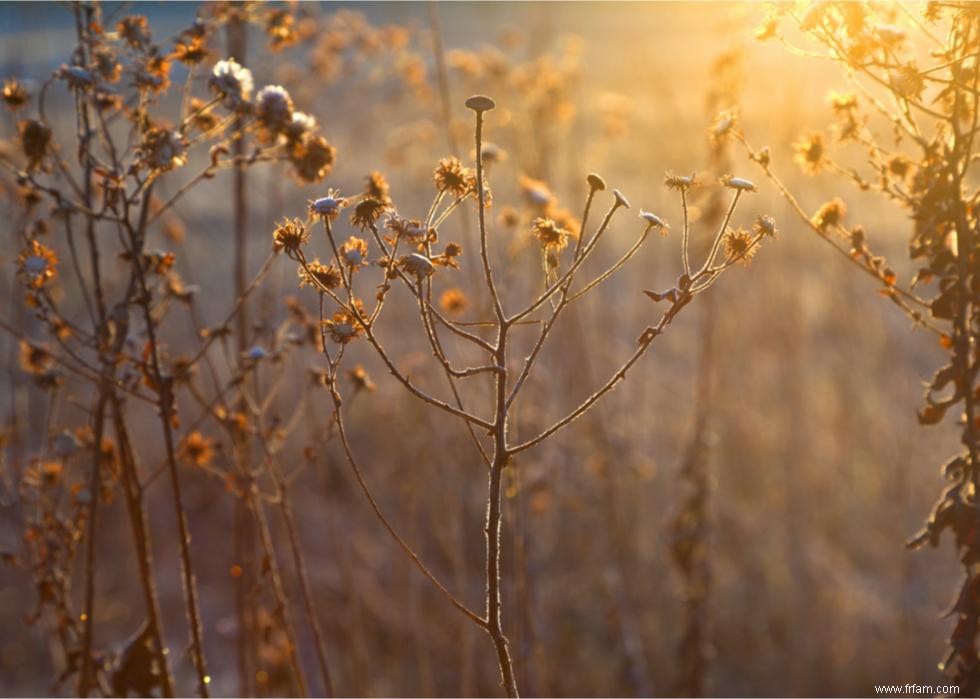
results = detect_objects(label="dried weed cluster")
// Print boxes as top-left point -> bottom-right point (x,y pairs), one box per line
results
0,3 -> 777,698
746,2 -> 980,690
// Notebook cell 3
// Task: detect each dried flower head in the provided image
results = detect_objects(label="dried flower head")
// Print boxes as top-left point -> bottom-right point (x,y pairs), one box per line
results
722,227 -> 757,265
719,174 -> 757,192
587,173 -> 606,192
180,431 -> 216,468
272,218 -> 309,255
290,135 -> 336,183
752,214 -> 778,238
640,211 -> 670,235
440,288 -> 468,315
812,198 -> 847,232
340,236 -> 369,268
665,172 -> 698,191
2,79 -> 29,110
351,198 -> 388,230
364,171 -> 392,204
299,259 -> 342,290
255,85 -> 294,131
386,217 -> 434,246
399,253 -> 435,277
710,109 -> 738,145
117,15 -> 151,49
209,58 -> 254,108
138,127 -> 188,172
323,301 -> 365,344
434,157 -> 473,196
18,239 -> 58,289
172,35 -> 209,65
19,340 -> 54,376
532,217 -> 569,251
309,191 -> 348,220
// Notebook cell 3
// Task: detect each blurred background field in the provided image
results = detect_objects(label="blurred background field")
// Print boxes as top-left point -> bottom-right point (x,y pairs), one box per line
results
0,2 -> 962,697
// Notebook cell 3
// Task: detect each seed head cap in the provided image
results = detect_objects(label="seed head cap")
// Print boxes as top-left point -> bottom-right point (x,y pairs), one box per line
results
465,95 -> 495,112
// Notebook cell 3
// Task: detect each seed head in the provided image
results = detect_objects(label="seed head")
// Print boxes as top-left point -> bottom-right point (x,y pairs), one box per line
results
722,227 -> 757,265
400,253 -> 435,277
209,58 -> 254,108
309,190 -> 347,220
434,157 -> 474,196
255,84 -> 294,131
18,239 -> 58,289
812,198 -> 847,232
665,172 -> 698,191
613,189 -> 631,208
290,135 -> 336,183
640,211 -> 669,235
753,214 -> 778,238
532,217 -> 569,251
587,173 -> 606,192
299,259 -> 342,290
272,218 -> 309,255
719,174 -> 757,192
465,94 -> 496,112
351,198 -> 389,230
340,236 -> 369,268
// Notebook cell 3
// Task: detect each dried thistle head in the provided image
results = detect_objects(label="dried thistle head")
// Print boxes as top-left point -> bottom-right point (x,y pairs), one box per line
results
351,198 -> 389,230
2,78 -> 29,110
812,198 -> 847,232
172,34 -> 210,65
323,301 -> 365,344
308,190 -> 347,220
179,431 -> 216,468
434,157 -> 474,196
722,227 -> 757,265
532,217 -> 569,252
719,174 -> 757,192
399,252 -> 435,277
753,214 -> 778,238
298,259 -> 342,290
665,172 -> 698,192
340,236 -> 369,268
255,85 -> 295,132
18,239 -> 58,289
117,15 -> 152,49
209,58 -> 254,108
290,135 -> 336,183
138,127 -> 188,173
272,218 -> 309,255
363,171 -> 392,204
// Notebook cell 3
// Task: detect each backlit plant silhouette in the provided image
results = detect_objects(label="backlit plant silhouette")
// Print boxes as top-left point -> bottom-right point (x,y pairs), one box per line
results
276,91 -> 772,696
742,2 -> 980,691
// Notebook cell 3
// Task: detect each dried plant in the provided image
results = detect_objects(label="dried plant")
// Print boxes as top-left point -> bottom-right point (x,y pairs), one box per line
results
276,89 -> 770,695
0,3 -> 781,697
741,2 -> 980,691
